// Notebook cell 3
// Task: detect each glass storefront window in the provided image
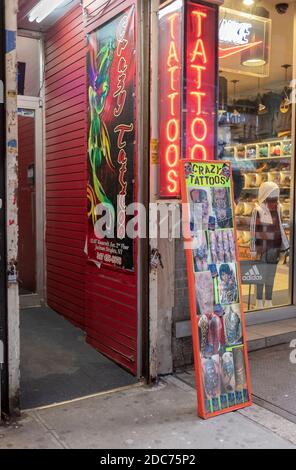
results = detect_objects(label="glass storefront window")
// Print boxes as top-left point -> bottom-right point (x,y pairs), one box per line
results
218,0 -> 294,312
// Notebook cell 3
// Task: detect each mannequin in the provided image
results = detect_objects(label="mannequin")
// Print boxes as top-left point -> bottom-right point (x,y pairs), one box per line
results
250,182 -> 289,309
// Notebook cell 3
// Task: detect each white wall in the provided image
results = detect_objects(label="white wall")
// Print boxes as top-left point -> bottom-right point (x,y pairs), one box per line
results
16,36 -> 41,97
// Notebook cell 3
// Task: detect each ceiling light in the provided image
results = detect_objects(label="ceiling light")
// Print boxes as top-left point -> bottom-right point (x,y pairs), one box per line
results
29,0 -> 67,23
242,58 -> 266,67
243,0 -> 255,5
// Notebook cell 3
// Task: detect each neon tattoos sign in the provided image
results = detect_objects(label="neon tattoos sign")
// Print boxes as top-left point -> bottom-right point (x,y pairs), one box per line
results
186,4 -> 216,162
187,9 -> 209,161
159,5 -> 182,197
159,1 -> 217,198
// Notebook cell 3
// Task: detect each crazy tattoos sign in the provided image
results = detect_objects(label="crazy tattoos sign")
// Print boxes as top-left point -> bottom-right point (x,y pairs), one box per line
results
180,159 -> 252,419
158,0 -> 217,198
87,7 -> 136,271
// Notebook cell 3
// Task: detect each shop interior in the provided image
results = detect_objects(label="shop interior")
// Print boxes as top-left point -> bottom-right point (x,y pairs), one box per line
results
218,0 -> 296,423
219,0 -> 295,313
17,0 -> 137,410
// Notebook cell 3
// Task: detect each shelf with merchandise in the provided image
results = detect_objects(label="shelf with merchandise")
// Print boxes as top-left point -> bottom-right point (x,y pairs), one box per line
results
242,187 -> 291,191
240,156 -> 291,162
224,137 -> 292,162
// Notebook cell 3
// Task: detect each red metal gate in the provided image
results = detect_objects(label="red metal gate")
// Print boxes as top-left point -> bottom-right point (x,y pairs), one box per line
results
84,0 -> 139,375
45,0 -> 139,375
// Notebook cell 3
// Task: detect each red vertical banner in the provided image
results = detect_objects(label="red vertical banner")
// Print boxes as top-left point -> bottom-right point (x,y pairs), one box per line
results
158,1 -> 182,198
185,2 -> 217,161
87,6 -> 136,271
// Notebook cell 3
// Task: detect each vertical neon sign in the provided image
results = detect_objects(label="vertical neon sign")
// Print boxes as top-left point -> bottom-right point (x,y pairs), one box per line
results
186,2 -> 216,161
158,0 -> 217,197
159,1 -> 182,197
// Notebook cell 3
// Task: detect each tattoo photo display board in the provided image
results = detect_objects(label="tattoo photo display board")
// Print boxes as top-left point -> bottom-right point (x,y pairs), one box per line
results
180,160 -> 252,419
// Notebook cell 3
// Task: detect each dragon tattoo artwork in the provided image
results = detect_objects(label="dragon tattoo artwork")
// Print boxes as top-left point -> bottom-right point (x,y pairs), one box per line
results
87,32 -> 116,228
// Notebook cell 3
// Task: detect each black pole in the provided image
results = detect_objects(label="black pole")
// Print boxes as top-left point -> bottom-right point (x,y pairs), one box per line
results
0,0 -> 9,415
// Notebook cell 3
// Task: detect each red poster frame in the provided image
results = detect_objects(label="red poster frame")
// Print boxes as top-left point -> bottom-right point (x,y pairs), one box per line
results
179,158 -> 252,419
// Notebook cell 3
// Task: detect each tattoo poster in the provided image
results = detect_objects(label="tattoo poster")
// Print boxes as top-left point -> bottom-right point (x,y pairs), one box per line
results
180,160 -> 252,419
87,6 -> 136,271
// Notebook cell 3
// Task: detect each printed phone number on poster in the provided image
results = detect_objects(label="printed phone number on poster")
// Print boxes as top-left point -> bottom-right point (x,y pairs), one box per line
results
96,252 -> 122,266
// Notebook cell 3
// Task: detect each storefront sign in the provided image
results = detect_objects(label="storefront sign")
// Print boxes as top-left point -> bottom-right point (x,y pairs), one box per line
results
219,19 -> 252,46
219,7 -> 271,77
185,2 -> 216,162
87,6 -> 136,271
180,159 -> 252,419
240,261 -> 278,285
158,0 -> 182,197
158,0 -> 217,198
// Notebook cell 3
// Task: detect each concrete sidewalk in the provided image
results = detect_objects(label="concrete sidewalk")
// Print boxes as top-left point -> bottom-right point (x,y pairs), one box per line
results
1,378 -> 296,449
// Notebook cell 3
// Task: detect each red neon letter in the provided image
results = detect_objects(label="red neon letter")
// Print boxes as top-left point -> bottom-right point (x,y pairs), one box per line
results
166,119 -> 179,142
168,13 -> 178,40
191,117 -> 207,142
192,10 -> 207,38
166,144 -> 179,168
168,92 -> 179,116
167,41 -> 179,67
168,66 -> 179,91
190,91 -> 206,116
190,65 -> 206,89
167,170 -> 178,194
191,144 -> 207,160
191,39 -> 207,64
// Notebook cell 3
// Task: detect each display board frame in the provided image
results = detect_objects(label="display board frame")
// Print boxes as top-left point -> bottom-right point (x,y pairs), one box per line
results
180,158 -> 252,419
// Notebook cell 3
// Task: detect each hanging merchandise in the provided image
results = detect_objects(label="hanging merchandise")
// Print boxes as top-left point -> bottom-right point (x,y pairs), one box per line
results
208,314 -> 223,355
221,352 -> 236,394
193,232 -> 209,272
212,187 -> 233,229
199,314 -> 209,357
230,80 -> 241,124
202,356 -> 221,402
256,78 -> 267,116
195,271 -> 214,317
280,65 -> 292,114
224,304 -> 243,346
275,65 -> 292,135
233,347 -> 248,394
180,159 -> 252,419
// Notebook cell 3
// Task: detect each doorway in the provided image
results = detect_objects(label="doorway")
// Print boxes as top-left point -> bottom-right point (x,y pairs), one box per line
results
17,97 -> 138,410
18,96 -> 44,308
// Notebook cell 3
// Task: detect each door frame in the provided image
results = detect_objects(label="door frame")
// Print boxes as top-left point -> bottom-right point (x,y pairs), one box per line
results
17,96 -> 45,304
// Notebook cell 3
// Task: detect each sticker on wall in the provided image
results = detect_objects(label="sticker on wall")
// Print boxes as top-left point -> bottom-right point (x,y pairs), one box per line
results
5,30 -> 16,54
180,159 -> 252,419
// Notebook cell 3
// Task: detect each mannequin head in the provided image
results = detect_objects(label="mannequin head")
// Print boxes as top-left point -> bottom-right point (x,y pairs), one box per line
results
258,182 -> 280,205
